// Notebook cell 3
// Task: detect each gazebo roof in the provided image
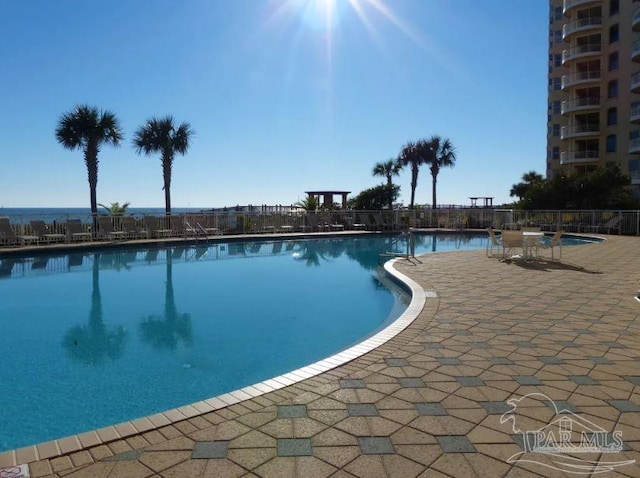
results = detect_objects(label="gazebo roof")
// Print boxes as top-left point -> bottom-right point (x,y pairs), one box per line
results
305,190 -> 351,195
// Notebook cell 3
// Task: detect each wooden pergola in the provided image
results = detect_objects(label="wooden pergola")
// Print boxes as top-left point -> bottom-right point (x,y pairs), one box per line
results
305,190 -> 351,209
469,196 -> 494,208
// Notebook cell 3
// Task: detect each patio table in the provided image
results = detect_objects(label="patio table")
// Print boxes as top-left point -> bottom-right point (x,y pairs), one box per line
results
523,231 -> 544,260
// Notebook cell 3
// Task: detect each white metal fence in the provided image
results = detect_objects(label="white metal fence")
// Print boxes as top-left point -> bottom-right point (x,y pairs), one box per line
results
1,208 -> 639,245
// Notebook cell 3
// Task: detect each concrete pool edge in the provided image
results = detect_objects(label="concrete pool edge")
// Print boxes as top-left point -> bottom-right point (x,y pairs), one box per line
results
0,255 -> 430,469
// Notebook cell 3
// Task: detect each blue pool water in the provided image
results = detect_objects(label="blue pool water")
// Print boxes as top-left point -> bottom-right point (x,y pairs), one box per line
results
0,232 -> 595,451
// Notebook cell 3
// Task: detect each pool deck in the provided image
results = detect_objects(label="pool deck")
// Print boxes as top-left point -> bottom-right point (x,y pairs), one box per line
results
2,233 -> 640,477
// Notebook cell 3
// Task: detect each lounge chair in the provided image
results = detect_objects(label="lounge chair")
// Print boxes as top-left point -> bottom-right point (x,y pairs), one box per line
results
302,213 -> 320,232
121,216 -> 148,239
143,216 -> 172,238
486,228 -> 501,257
0,217 -> 38,246
587,215 -> 622,235
276,215 -> 295,233
225,215 -> 238,234
170,217 -> 186,237
66,219 -> 92,242
192,215 -> 219,235
97,216 -> 127,240
347,215 -> 367,231
0,217 -> 18,246
30,220 -> 66,243
538,230 -> 563,261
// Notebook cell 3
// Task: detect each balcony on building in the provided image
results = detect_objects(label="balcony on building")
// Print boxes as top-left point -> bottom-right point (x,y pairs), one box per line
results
633,39 -> 640,63
561,123 -> 600,139
631,137 -> 640,154
560,150 -> 599,165
562,44 -> 602,66
632,102 -> 640,124
562,70 -> 601,90
563,0 -> 602,16
632,71 -> 640,93
561,97 -> 601,115
634,7 -> 640,32
562,17 -> 602,41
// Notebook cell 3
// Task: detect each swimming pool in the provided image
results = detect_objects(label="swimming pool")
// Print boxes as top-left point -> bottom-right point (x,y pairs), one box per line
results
0,232 -> 595,451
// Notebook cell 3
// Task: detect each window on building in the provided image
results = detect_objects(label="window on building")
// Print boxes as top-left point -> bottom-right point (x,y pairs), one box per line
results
555,6 -> 563,20
555,54 -> 562,67
609,24 -> 619,43
553,100 -> 561,115
609,51 -> 619,71
629,159 -> 640,181
608,80 -> 618,98
607,107 -> 617,126
554,77 -> 562,90
554,30 -> 562,44
606,135 -> 616,153
552,147 -> 560,160
610,0 -> 619,15
553,124 -> 560,137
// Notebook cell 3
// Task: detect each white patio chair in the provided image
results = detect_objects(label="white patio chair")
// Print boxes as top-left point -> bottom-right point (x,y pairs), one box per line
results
538,230 -> 563,261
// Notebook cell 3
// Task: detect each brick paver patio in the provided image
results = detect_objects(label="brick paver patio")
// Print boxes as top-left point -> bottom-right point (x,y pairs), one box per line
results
2,234 -> 639,477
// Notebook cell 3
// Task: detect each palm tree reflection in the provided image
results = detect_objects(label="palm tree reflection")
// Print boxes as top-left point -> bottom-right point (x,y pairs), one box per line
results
139,249 -> 192,350
62,253 -> 127,365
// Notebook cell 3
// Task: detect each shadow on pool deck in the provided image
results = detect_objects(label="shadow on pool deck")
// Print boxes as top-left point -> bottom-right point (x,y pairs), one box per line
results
2,233 -> 640,477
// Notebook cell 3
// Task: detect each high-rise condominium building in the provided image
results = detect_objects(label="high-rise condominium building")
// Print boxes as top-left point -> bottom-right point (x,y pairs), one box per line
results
547,0 -> 640,196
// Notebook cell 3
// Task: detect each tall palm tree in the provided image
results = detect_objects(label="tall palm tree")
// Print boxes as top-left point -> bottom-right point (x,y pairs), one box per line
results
425,135 -> 457,209
55,105 -> 123,219
133,116 -> 193,215
396,141 -> 425,209
372,159 -> 401,209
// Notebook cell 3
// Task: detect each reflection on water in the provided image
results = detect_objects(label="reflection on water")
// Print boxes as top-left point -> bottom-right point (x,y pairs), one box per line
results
62,253 -> 127,365
139,249 -> 192,350
0,233 -> 490,281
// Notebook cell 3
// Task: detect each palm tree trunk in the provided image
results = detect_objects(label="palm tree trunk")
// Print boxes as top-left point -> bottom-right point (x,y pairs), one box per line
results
410,165 -> 418,209
432,175 -> 437,209
162,156 -> 172,215
387,178 -> 393,210
85,146 -> 99,231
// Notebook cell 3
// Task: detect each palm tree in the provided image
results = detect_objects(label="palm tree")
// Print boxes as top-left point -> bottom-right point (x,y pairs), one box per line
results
55,105 -> 123,219
98,201 -> 131,216
372,159 -> 401,209
425,135 -> 457,209
396,141 -> 425,209
133,116 -> 193,215
295,195 -> 319,211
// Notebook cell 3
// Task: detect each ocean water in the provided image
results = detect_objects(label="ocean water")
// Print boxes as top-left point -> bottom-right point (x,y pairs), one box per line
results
0,207 -> 205,223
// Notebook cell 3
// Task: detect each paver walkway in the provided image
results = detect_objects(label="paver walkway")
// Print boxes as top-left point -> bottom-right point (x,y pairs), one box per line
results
4,235 -> 640,477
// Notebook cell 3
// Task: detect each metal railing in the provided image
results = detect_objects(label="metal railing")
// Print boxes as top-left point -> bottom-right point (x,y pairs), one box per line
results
1,209 -> 639,250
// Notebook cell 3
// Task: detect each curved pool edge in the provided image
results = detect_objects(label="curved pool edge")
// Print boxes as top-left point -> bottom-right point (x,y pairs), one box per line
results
0,256 -> 431,468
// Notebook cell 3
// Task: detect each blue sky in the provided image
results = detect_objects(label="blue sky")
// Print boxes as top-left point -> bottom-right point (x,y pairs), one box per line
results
0,0 -> 547,209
